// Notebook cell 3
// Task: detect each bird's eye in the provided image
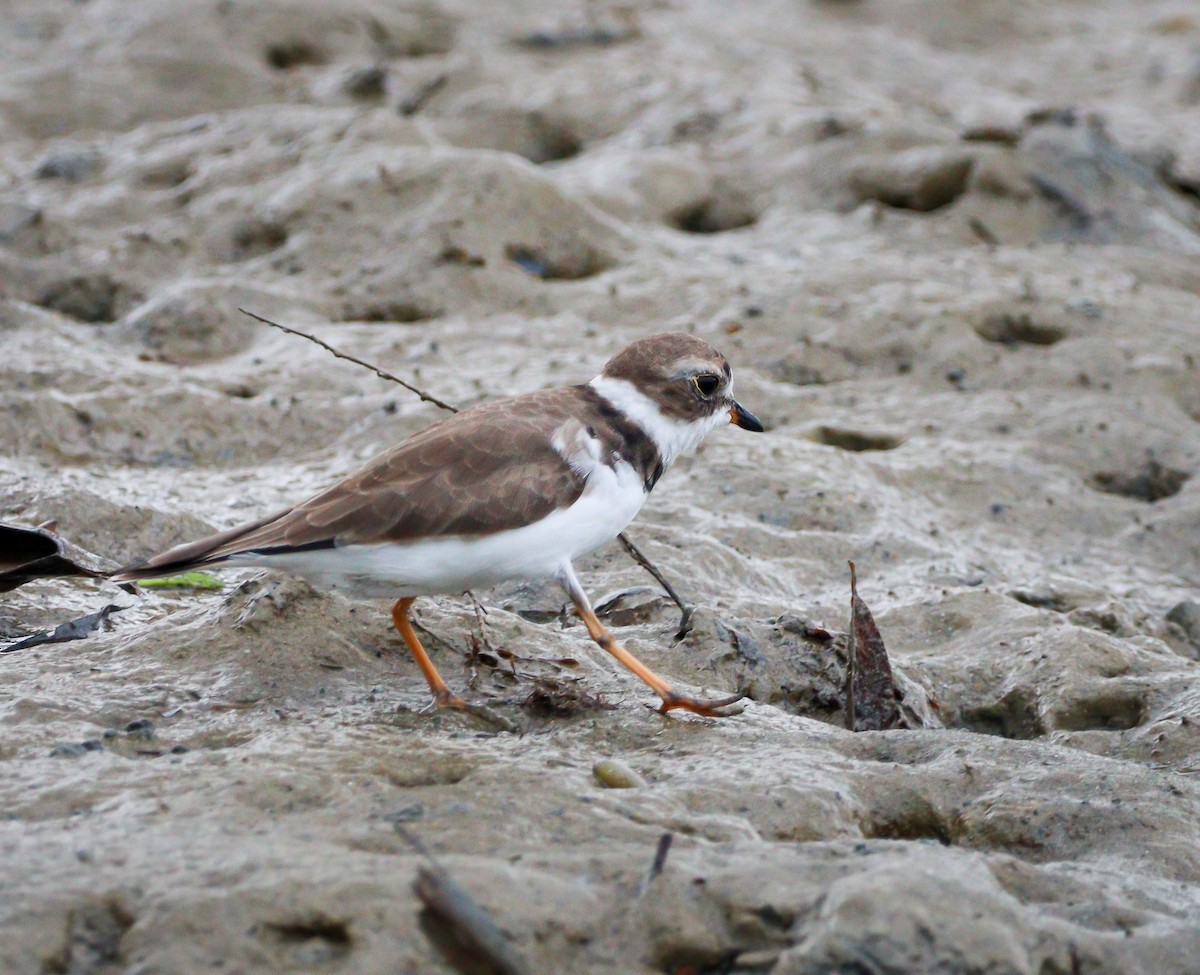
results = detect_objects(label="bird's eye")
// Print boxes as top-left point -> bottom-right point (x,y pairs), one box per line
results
693,373 -> 720,397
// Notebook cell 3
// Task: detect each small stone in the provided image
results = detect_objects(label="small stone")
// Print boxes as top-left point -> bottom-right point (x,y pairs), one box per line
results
593,759 -> 646,789
35,149 -> 104,182
1166,602 -> 1200,651
847,145 -> 975,211
383,803 -> 425,825
125,719 -> 155,738
49,743 -> 86,758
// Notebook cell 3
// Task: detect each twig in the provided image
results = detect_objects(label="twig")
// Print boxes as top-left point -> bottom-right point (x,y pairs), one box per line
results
648,832 -> 673,881
395,826 -> 531,975
967,216 -> 999,248
237,308 -> 460,414
398,73 -> 448,116
465,590 -> 504,687
616,534 -> 695,637
466,591 -> 495,652
634,831 -> 674,897
241,308 -> 690,623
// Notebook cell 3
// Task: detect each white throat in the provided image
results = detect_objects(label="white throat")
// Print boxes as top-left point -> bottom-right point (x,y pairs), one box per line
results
589,375 -> 725,467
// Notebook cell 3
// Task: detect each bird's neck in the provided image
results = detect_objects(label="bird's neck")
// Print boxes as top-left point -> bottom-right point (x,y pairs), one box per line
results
588,375 -> 718,468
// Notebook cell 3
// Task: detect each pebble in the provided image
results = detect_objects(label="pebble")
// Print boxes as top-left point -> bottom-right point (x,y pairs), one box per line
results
49,739 -> 104,758
592,759 -> 646,789
125,718 -> 156,738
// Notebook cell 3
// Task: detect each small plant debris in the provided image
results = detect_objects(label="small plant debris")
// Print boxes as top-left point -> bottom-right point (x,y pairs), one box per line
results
397,827 -> 531,975
0,520 -> 112,592
521,677 -> 616,717
845,562 -> 904,731
2,604 -> 127,654
138,571 -> 225,590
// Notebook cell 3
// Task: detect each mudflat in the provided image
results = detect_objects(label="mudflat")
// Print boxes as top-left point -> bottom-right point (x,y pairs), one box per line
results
2,2 -> 1199,973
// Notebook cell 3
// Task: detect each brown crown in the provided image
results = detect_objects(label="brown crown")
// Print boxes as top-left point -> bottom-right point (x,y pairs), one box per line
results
601,332 -> 732,422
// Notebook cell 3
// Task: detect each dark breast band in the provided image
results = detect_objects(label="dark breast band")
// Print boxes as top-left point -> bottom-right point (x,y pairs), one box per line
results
578,385 -> 665,493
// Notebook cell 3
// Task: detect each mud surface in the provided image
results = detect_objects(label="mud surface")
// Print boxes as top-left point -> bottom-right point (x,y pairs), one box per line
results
3,2 -> 1200,973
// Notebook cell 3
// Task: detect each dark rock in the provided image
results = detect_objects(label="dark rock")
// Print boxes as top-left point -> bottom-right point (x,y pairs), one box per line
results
1166,602 -> 1200,657
35,149 -> 104,182
125,719 -> 155,738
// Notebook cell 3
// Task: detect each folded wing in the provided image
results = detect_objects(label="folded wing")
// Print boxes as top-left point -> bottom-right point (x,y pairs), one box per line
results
112,389 -> 590,580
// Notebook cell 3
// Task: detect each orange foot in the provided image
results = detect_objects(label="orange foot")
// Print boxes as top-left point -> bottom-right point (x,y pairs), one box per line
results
432,688 -> 471,711
428,690 -> 517,731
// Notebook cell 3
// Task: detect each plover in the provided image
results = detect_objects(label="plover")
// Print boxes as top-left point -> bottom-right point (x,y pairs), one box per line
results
113,333 -> 763,716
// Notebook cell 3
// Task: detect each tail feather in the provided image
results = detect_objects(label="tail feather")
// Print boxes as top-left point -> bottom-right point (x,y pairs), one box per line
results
110,508 -> 289,582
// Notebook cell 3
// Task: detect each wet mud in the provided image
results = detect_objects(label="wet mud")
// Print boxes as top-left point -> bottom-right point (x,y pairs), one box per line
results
2,2 -> 1200,973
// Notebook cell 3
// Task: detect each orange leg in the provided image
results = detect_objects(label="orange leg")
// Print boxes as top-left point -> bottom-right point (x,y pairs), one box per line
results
391,597 -> 468,710
558,567 -> 744,718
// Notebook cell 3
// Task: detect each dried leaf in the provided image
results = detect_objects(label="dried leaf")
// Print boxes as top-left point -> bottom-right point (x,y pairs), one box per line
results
2,604 -> 126,654
521,678 -> 615,717
0,521 -> 113,592
845,562 -> 903,731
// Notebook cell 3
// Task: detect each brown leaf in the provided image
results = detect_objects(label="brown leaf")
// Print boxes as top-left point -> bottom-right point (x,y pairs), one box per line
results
845,562 -> 903,731
0,521 -> 113,593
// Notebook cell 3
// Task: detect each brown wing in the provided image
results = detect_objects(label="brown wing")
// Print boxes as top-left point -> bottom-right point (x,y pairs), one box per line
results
113,387 -> 590,579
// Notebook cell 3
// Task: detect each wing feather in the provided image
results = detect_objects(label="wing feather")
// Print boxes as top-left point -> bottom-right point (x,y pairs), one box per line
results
112,387 -> 593,579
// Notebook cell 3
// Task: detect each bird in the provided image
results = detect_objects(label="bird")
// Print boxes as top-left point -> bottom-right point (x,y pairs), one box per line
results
112,332 -> 764,717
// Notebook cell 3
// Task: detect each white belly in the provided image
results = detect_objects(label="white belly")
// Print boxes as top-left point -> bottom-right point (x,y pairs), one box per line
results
228,458 -> 648,598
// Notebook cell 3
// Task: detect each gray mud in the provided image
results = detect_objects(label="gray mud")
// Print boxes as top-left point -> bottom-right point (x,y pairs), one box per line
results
2,2 -> 1200,973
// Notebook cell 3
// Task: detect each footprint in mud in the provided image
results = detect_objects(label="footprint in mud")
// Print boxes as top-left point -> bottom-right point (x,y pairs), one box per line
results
1049,682 -> 1148,733
206,216 -> 289,263
667,195 -> 758,234
257,918 -> 351,967
959,686 -> 1044,740
1091,459 -> 1190,502
506,243 -> 613,280
35,271 -> 131,323
811,426 -> 904,452
336,297 -> 440,324
263,40 -> 327,70
972,311 -> 1068,347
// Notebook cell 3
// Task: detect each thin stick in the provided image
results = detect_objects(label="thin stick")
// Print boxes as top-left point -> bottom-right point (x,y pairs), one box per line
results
395,826 -> 531,975
634,831 -> 674,897
617,534 -> 695,637
237,307 -> 460,414
241,308 -> 691,623
648,832 -> 673,881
